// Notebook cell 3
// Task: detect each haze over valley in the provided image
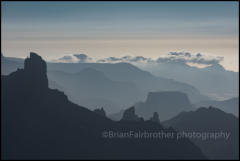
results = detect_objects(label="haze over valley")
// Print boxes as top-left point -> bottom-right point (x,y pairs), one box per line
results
1,1 -> 239,160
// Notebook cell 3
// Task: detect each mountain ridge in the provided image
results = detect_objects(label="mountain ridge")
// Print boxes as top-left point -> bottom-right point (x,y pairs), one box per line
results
163,106 -> 239,160
1,52 -> 207,160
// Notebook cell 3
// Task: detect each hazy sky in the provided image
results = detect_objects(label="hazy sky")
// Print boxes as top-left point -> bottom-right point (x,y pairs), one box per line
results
1,1 -> 239,71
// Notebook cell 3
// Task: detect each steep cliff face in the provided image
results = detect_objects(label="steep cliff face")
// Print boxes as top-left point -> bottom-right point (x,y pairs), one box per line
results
2,52 -> 49,95
146,91 -> 192,107
24,52 -> 48,89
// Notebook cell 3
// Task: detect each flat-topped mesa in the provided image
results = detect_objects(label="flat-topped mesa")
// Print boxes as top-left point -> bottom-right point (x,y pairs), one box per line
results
146,91 -> 191,107
24,52 -> 48,89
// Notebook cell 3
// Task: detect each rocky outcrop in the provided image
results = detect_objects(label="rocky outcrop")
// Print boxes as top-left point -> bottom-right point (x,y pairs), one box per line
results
24,52 -> 48,89
150,112 -> 160,124
93,107 -> 106,117
121,106 -> 141,121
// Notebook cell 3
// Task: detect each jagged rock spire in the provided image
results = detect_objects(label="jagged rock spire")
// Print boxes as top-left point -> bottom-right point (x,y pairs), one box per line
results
24,52 -> 48,89
24,52 -> 46,74
150,112 -> 160,124
93,107 -> 106,117
121,106 -> 141,121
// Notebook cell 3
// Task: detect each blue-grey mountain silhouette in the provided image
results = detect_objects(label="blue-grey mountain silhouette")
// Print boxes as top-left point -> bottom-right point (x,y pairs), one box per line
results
113,91 -> 193,121
144,60 -> 238,100
109,91 -> 194,121
1,53 -> 24,75
47,67 -> 144,113
47,61 -> 208,103
1,54 -> 208,105
195,97 -> 239,116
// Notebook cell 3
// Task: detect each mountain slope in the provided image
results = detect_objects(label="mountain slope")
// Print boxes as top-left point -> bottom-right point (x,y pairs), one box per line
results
163,107 -> 239,160
47,62 -> 207,103
145,62 -> 238,100
47,68 -> 144,112
1,52 -> 206,160
195,97 -> 239,116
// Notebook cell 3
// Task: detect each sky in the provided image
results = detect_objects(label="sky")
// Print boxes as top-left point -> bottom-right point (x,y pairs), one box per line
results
1,1 -> 239,71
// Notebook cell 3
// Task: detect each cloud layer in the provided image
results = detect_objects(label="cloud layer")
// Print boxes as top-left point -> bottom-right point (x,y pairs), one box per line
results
51,54 -> 92,63
156,52 -> 224,65
97,52 -> 224,66
51,52 -> 224,67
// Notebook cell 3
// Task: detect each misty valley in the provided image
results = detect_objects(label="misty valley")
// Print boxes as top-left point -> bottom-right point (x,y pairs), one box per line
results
2,1 -> 239,160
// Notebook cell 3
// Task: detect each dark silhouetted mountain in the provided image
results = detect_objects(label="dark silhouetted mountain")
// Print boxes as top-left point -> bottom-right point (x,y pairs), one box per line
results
195,97 -> 239,116
1,52 -> 207,160
25,52 -> 48,89
150,112 -> 160,124
93,107 -> 106,117
121,107 -> 142,122
163,107 -> 239,160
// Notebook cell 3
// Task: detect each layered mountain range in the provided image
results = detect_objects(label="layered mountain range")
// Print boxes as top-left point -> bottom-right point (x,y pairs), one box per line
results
142,61 -> 238,100
1,52 -> 207,160
2,54 -> 209,114
195,97 -> 239,116
110,91 -> 194,121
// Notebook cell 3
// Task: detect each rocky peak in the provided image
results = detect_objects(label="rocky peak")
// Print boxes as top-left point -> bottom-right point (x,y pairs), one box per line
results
150,112 -> 160,124
24,52 -> 47,74
24,52 -> 48,89
93,107 -> 106,117
121,106 -> 141,121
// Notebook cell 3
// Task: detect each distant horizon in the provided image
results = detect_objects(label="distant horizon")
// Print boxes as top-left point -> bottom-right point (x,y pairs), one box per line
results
2,51 -> 238,73
1,1 -> 239,71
